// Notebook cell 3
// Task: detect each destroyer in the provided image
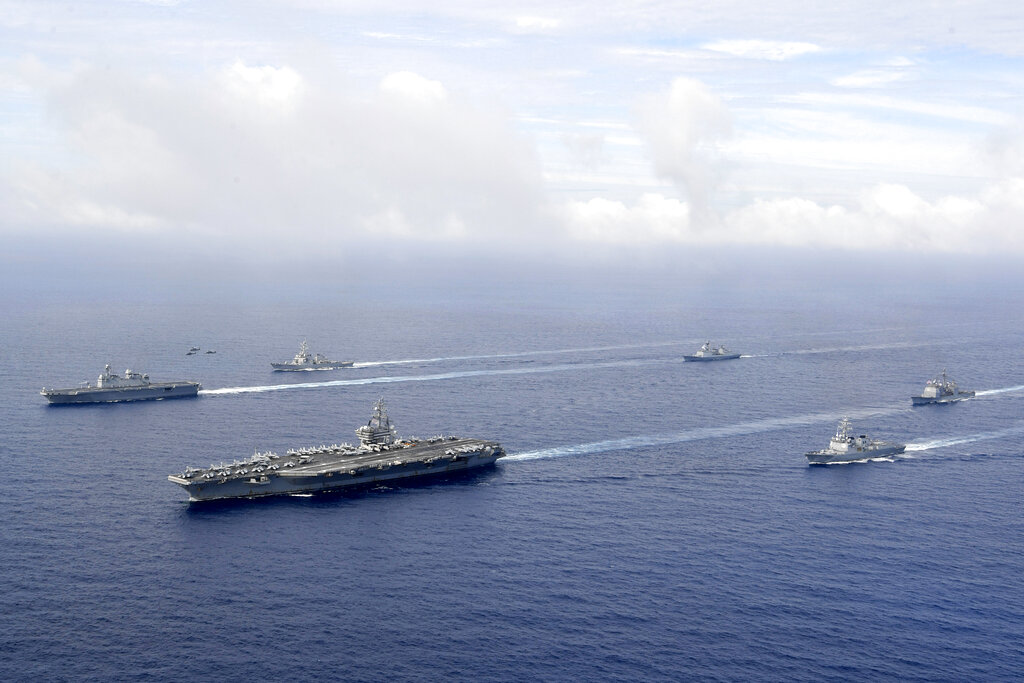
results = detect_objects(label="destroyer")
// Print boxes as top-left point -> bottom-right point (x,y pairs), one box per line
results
806,418 -> 905,465
168,399 -> 506,502
41,365 -> 200,404
683,341 -> 740,362
271,340 -> 354,371
912,370 -> 975,405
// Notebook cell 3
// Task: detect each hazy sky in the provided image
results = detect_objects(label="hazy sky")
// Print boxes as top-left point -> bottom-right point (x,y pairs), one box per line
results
2,0 -> 1023,270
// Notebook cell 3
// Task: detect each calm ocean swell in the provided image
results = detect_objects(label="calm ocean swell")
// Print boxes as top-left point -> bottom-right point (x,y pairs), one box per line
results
0,293 -> 1022,681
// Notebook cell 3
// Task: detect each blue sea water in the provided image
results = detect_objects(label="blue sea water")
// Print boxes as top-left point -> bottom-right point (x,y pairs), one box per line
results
1,281 -> 1022,681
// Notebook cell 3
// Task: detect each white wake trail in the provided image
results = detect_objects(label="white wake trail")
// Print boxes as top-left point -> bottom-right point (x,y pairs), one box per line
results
352,341 -> 684,368
505,405 -> 901,462
905,422 -> 1024,451
976,384 -> 1024,397
200,358 -> 653,396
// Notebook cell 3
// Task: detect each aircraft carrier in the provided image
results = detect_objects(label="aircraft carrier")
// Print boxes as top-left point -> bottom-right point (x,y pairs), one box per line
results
168,399 -> 506,502
42,365 -> 200,404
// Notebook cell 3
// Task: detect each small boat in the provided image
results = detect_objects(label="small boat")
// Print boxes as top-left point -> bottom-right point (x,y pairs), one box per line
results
912,370 -> 974,405
683,341 -> 740,362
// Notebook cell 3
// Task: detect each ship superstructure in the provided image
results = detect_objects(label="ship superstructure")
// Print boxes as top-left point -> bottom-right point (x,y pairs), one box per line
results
912,370 -> 975,405
168,399 -> 505,502
805,418 -> 905,465
271,340 -> 354,371
41,365 -> 200,404
683,341 -> 740,362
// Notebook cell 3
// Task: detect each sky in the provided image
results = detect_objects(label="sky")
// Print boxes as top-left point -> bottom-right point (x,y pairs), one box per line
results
2,0 -> 1024,283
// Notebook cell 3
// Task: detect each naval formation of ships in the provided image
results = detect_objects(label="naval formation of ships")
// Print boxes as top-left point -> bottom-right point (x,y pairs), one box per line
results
40,337 -> 984,499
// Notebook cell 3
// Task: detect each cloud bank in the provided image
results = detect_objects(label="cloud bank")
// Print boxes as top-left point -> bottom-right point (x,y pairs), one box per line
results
3,52 -> 1024,268
3,59 -> 547,259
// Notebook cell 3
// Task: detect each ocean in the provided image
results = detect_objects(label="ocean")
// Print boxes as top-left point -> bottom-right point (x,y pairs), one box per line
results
1,278 -> 1022,681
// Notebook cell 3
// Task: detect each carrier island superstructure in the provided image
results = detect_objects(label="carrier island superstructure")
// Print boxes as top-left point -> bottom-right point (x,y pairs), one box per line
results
168,399 -> 505,502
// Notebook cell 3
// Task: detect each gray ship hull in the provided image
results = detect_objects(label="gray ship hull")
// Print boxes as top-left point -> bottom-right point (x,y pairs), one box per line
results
911,391 -> 975,405
682,353 -> 740,362
271,361 -> 354,371
806,443 -> 905,465
170,438 -> 503,502
42,382 -> 200,404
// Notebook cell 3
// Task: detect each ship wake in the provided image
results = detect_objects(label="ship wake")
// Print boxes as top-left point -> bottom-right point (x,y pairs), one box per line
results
351,341 -> 684,368
976,384 -> 1024,397
505,405 -> 901,462
200,358 -> 653,395
905,422 -> 1024,451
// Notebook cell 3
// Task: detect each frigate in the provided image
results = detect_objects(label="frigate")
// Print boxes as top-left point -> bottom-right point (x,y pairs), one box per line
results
683,341 -> 740,362
271,340 -> 354,371
41,365 -> 201,404
912,370 -> 974,405
168,399 -> 506,502
806,417 -> 905,464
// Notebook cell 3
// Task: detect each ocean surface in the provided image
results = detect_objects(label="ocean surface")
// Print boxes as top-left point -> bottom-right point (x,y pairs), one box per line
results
1,282 -> 1022,681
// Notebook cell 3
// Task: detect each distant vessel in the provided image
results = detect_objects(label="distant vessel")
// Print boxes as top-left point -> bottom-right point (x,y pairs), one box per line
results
168,399 -> 506,502
912,370 -> 974,405
683,341 -> 740,362
41,365 -> 201,404
806,418 -> 905,465
186,347 -> 199,356
271,340 -> 353,371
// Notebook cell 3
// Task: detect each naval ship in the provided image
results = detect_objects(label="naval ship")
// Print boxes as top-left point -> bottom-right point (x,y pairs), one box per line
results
806,418 -> 905,465
168,399 -> 506,502
271,340 -> 354,371
912,370 -> 975,405
683,341 -> 740,362
41,365 -> 201,404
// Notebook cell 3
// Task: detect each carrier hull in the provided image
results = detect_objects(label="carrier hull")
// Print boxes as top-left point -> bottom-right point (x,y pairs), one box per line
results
171,445 -> 502,502
42,382 -> 200,404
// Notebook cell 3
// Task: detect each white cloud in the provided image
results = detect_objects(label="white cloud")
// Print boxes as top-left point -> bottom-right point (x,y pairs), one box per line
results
379,71 -> 448,104
2,60 -> 546,256
220,61 -> 304,110
780,92 -> 1013,127
831,69 -> 910,88
559,178 -> 1024,253
635,78 -> 731,223
701,39 -> 822,61
563,194 -> 689,243
512,16 -> 561,33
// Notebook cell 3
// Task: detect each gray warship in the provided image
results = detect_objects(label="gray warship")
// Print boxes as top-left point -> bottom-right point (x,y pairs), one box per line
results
271,340 -> 354,371
168,399 -> 506,502
683,341 -> 740,362
912,370 -> 975,405
41,365 -> 200,404
806,417 -> 905,465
